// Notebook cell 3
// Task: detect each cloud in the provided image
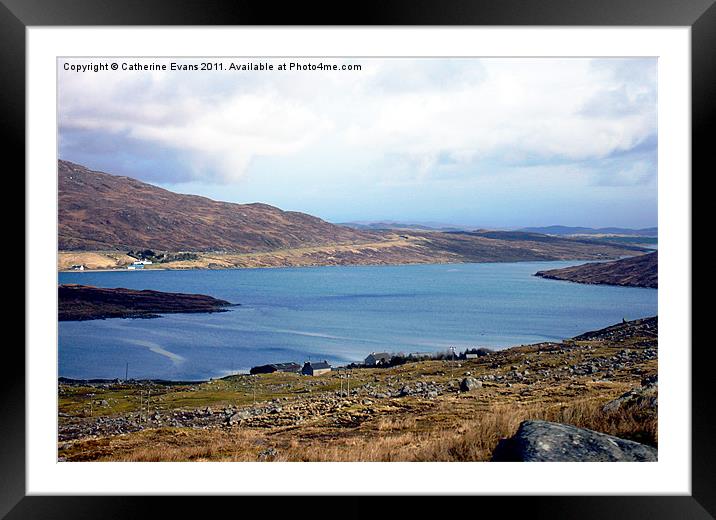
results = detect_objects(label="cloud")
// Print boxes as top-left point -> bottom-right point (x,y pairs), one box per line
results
59,57 -> 657,188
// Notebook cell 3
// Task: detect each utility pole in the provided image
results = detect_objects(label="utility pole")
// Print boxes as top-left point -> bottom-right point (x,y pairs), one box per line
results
125,362 -> 129,381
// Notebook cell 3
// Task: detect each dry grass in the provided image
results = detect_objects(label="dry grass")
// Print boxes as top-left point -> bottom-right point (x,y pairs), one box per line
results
275,397 -> 656,462
81,395 -> 655,462
58,251 -> 136,270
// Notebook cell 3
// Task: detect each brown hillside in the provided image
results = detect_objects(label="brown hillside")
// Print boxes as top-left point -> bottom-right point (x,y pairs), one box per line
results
58,160 -> 377,252
58,160 -> 649,265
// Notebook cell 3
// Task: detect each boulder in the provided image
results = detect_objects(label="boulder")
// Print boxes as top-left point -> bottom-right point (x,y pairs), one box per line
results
491,420 -> 657,462
460,377 -> 482,392
603,384 -> 658,413
227,410 -> 251,425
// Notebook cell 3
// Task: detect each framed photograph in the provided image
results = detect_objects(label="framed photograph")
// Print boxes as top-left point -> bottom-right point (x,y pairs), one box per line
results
7,0 -> 710,515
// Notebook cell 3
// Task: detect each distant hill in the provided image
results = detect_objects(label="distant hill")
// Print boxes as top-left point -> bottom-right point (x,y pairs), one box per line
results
520,226 -> 657,237
58,160 -> 651,268
58,160 -> 376,251
339,221 -> 467,232
534,252 -> 657,288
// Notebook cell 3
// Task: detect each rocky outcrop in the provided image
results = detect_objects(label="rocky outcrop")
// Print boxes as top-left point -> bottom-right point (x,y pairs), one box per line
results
492,420 -> 657,462
603,378 -> 658,413
573,316 -> 657,342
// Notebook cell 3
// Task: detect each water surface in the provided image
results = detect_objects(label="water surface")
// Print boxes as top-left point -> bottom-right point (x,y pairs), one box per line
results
59,262 -> 657,380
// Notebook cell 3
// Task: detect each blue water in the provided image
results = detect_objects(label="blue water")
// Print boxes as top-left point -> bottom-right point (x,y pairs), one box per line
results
58,262 -> 657,381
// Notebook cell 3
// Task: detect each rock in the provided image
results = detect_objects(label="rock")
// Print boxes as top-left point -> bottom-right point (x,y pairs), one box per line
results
398,385 -> 413,397
258,447 -> 278,460
227,410 -> 251,425
492,420 -> 657,462
641,374 -> 658,387
460,377 -> 482,392
603,384 -> 658,413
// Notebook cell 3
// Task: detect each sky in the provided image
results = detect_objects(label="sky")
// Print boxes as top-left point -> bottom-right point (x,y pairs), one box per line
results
58,57 -> 657,229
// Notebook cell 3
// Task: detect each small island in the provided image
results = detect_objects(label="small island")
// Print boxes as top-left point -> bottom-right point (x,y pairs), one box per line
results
58,284 -> 234,321
534,251 -> 657,289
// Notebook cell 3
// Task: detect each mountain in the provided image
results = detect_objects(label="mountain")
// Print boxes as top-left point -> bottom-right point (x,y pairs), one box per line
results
534,252 -> 657,288
58,160 -> 650,268
520,226 -> 657,237
58,160 -> 376,252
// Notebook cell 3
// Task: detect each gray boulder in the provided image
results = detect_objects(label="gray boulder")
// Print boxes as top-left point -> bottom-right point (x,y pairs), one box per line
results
603,384 -> 658,413
227,410 -> 251,425
492,420 -> 657,462
460,377 -> 482,392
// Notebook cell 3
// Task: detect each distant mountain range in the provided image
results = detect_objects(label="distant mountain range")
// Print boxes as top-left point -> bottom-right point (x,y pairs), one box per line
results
339,221 -> 468,232
519,225 -> 657,237
341,222 -> 657,237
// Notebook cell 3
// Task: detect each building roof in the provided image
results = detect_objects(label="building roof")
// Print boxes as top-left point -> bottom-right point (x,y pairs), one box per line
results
272,362 -> 301,371
305,361 -> 331,370
367,352 -> 391,359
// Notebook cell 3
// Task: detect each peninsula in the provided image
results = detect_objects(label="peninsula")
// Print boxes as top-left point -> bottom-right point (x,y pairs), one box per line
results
58,284 -> 233,321
534,252 -> 657,289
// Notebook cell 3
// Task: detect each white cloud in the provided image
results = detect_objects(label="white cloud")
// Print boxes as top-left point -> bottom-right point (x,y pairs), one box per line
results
59,57 -> 656,185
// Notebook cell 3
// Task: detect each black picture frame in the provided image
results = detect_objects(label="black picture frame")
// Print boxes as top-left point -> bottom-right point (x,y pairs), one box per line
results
5,0 -> 710,516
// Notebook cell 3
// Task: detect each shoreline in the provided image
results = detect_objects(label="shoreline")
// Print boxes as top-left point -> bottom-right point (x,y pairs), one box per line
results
58,316 -> 658,462
57,253 -> 646,274
58,314 -> 656,384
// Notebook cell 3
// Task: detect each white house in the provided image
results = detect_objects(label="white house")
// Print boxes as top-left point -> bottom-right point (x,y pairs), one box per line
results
302,361 -> 331,376
364,352 -> 392,366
